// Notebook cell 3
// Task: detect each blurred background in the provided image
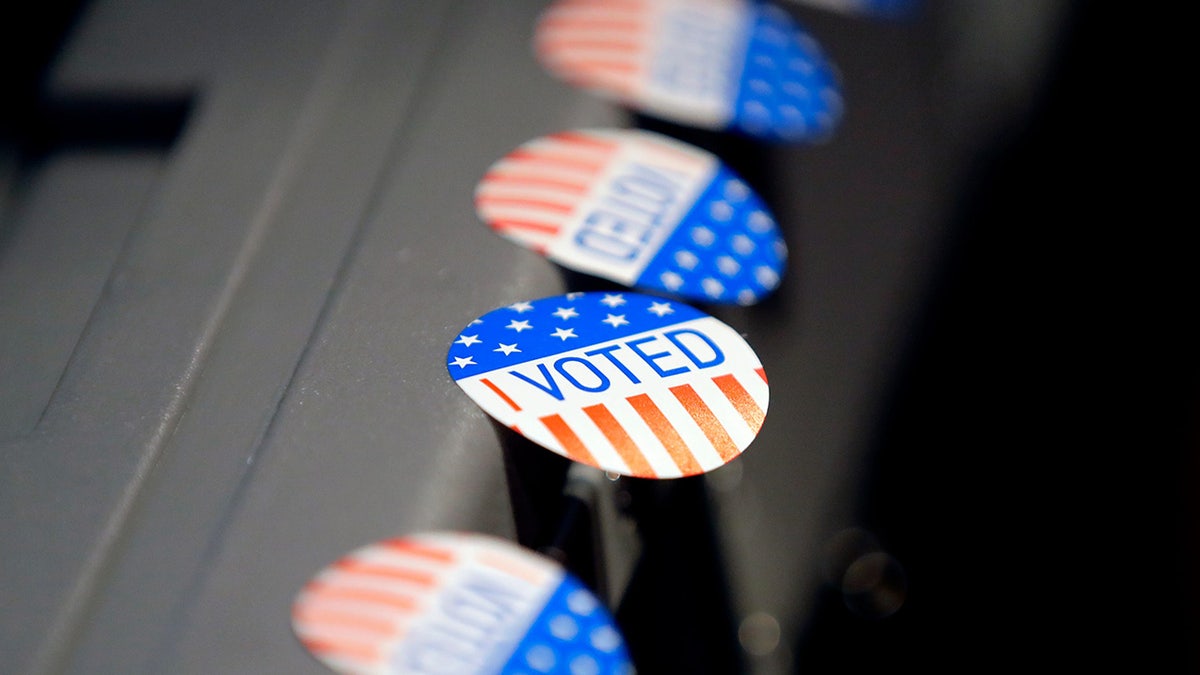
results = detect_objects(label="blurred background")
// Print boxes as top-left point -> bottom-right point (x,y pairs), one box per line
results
2,1 -> 1192,673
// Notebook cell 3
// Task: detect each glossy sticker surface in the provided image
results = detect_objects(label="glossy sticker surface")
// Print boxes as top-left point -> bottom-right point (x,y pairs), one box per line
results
534,0 -> 843,142
293,532 -> 633,675
475,128 -> 786,306
448,292 -> 768,478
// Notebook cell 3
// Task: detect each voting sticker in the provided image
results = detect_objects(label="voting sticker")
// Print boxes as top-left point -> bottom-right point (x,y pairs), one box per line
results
293,532 -> 634,675
534,0 -> 843,142
475,128 -> 786,306
448,292 -> 768,479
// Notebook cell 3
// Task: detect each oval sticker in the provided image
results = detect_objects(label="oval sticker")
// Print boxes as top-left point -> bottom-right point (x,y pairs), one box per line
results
293,532 -> 634,675
534,0 -> 843,142
475,128 -> 786,306
448,292 -> 768,478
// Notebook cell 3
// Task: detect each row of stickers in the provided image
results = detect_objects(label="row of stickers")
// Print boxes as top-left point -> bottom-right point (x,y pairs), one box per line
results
290,0 -> 899,672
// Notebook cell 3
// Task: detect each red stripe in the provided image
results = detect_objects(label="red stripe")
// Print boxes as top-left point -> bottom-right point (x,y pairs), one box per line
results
626,394 -> 701,475
481,378 -> 521,412
294,605 -> 397,635
304,581 -> 419,611
548,130 -> 619,152
537,17 -> 646,36
537,36 -> 642,54
506,149 -> 606,173
756,367 -> 767,383
490,219 -> 560,235
540,414 -> 600,467
379,538 -> 455,563
300,636 -> 384,663
332,560 -> 437,587
475,195 -> 576,214
670,384 -> 738,463
711,374 -> 764,433
482,172 -> 590,194
583,403 -> 656,477
544,58 -> 639,76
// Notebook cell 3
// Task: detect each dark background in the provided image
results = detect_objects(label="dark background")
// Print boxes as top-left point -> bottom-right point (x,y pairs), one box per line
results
3,1 -> 1193,673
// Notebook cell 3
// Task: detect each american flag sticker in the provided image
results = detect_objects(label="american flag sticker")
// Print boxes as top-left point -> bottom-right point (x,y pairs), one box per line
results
534,0 -> 844,142
475,128 -> 786,306
448,292 -> 768,479
293,532 -> 633,675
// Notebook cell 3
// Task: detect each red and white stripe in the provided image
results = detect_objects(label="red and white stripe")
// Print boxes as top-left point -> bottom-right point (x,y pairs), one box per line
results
457,318 -> 769,479
534,0 -> 654,99
529,367 -> 768,478
474,130 -> 620,253
293,533 -> 556,674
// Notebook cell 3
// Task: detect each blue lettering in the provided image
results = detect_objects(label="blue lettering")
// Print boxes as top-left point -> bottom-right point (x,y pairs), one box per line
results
554,356 -> 611,393
664,328 -> 725,369
509,363 -> 564,401
626,336 -> 690,378
395,573 -> 525,673
575,162 -> 686,261
585,344 -> 642,384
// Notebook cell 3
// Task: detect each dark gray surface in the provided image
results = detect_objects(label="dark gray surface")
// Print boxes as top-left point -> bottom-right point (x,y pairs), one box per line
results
1,1 -> 1073,673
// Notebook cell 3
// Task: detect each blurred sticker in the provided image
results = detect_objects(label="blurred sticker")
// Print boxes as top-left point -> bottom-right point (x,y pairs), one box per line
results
293,532 -> 634,674
534,0 -> 843,142
448,292 -> 768,478
475,128 -> 786,306
787,0 -> 918,19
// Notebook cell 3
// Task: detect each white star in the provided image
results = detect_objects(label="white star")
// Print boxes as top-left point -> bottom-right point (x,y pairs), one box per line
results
506,319 -> 532,332
709,201 -> 734,222
469,318 -> 484,325
602,314 -> 628,328
660,271 -> 684,290
756,265 -> 781,289
494,343 -> 521,356
717,255 -> 741,276
783,81 -> 810,98
675,250 -> 699,270
454,334 -> 481,347
565,292 -> 584,300
691,226 -> 716,247
724,179 -> 750,201
647,301 -> 674,317
702,277 -> 725,298
550,327 -> 577,341
450,356 -> 476,369
748,211 -> 773,233
552,306 -> 579,320
600,293 -> 626,308
732,234 -> 756,255
737,289 -> 758,306
508,301 -> 534,313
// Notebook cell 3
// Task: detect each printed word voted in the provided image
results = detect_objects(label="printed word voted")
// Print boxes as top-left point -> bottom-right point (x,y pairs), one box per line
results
575,161 -> 688,262
507,328 -> 724,401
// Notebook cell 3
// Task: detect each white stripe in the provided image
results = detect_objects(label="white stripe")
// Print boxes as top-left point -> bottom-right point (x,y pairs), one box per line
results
552,406 -> 633,476
536,25 -> 649,48
298,594 -> 416,623
651,386 -> 725,471
522,137 -> 617,162
606,398 -> 685,478
538,6 -> 646,26
740,368 -> 770,410
486,159 -> 607,185
476,185 -> 584,211
690,374 -> 756,449
355,546 -> 453,576
307,574 -> 425,605
477,203 -> 570,227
